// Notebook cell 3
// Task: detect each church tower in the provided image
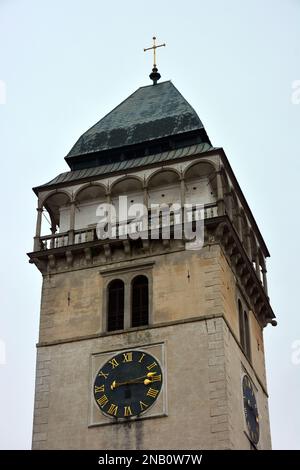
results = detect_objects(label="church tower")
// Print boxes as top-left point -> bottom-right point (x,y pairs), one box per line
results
29,59 -> 276,450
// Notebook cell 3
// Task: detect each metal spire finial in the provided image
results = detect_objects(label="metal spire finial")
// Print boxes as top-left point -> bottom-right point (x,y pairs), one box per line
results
144,36 -> 166,85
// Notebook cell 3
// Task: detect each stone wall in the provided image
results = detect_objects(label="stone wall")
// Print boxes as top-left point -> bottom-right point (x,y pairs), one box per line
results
33,244 -> 271,449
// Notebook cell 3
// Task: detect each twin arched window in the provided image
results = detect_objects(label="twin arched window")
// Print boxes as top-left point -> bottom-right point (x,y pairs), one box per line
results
238,299 -> 251,360
107,275 -> 149,332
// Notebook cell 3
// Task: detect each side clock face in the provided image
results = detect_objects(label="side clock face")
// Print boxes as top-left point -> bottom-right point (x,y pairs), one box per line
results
93,350 -> 163,419
242,375 -> 259,444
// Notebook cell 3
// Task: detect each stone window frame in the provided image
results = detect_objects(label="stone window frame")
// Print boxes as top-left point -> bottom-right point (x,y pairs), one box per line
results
99,261 -> 154,333
237,292 -> 252,363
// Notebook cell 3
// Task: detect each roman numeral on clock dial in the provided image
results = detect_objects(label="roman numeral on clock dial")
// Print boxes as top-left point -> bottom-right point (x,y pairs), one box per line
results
146,387 -> 159,398
109,358 -> 119,369
107,403 -> 118,416
124,406 -> 132,417
97,395 -> 109,408
122,352 -> 133,363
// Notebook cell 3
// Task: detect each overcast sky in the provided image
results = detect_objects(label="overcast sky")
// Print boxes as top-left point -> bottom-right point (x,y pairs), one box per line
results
0,0 -> 299,449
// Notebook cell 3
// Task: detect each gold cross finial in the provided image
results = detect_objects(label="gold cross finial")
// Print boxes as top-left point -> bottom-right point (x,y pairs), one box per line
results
144,36 -> 166,69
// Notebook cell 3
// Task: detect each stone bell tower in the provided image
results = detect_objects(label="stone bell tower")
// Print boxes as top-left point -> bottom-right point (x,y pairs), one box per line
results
29,62 -> 276,449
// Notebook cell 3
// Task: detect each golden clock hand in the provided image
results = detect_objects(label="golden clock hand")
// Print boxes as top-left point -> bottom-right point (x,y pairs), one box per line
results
127,373 -> 157,385
144,379 -> 153,385
110,372 -> 156,390
111,372 -> 156,390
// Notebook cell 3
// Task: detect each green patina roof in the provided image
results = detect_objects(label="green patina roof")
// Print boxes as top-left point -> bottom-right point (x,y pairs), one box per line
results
35,80 -> 214,191
67,81 -> 209,159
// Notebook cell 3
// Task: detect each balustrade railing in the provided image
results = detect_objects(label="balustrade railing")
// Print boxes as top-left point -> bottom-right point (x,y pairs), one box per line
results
37,203 -> 218,251
39,232 -> 69,250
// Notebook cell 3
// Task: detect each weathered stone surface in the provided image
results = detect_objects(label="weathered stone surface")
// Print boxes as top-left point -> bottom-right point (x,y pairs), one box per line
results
32,243 -> 271,449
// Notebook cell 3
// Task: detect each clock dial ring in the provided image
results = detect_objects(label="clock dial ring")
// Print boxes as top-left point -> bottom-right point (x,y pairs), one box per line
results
93,350 -> 163,419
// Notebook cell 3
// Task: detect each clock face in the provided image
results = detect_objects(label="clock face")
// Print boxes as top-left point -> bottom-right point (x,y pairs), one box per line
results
93,350 -> 163,419
242,375 -> 259,444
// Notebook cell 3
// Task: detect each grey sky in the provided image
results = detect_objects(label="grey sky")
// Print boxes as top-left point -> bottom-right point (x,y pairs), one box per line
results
0,0 -> 299,449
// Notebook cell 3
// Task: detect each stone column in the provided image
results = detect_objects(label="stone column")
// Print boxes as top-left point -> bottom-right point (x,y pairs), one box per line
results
245,229 -> 252,261
33,207 -> 43,251
255,251 -> 261,281
124,281 -> 131,330
106,190 -> 114,237
179,177 -> 186,226
68,201 -> 76,245
216,170 -> 225,216
106,191 -> 112,225
180,177 -> 185,207
143,184 -> 149,235
50,221 -> 57,249
225,191 -> 233,221
261,258 -> 268,295
106,191 -> 111,205
143,185 -> 148,208
236,210 -> 243,241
